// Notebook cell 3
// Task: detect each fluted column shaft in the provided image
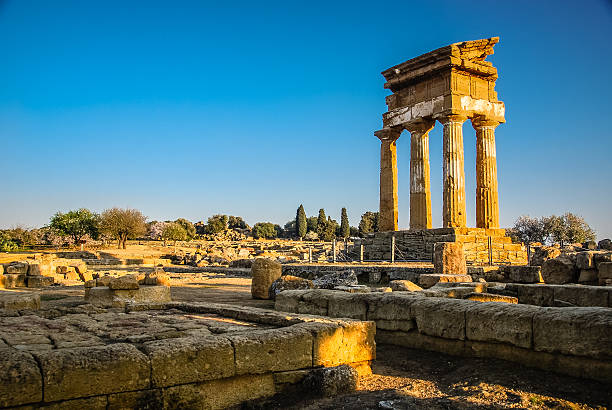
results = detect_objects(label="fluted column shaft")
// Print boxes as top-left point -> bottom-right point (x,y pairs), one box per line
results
440,115 -> 467,228
375,128 -> 402,231
406,121 -> 435,230
473,118 -> 500,228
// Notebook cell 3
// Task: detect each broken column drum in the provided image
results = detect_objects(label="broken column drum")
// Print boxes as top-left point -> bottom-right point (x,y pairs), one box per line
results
375,37 -> 505,230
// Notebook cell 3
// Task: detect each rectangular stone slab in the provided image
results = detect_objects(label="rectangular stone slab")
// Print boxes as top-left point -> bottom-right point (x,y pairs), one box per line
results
0,349 -> 43,407
465,303 -> 538,349
34,343 -> 150,402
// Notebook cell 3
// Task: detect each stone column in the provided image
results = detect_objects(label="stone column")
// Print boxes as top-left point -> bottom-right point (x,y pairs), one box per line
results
472,117 -> 500,228
439,114 -> 467,228
375,128 -> 402,231
405,120 -> 435,230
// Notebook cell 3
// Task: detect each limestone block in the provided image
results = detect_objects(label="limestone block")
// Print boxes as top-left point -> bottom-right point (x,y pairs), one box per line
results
576,252 -> 596,269
411,298 -> 471,340
84,279 -> 96,288
501,266 -> 542,283
0,291 -> 40,310
302,365 -> 358,397
418,273 -> 472,289
143,336 -> 234,387
251,258 -> 282,299
541,257 -> 578,284
553,285 -> 608,307
96,275 -> 113,287
465,303 -> 538,348
598,262 -> 612,285
107,389 -> 162,410
302,321 -> 376,367
0,349 -> 43,407
33,343 -> 150,402
6,262 -> 29,274
533,307 -> 612,359
27,275 -> 54,288
143,268 -> 171,286
229,327 -> 312,375
40,396 -> 108,410
162,374 -> 275,410
27,261 -> 53,277
578,269 -> 598,284
108,275 -> 140,290
2,273 -> 27,288
269,275 -> 314,299
112,286 -> 171,308
299,289 -> 332,315
84,287 -> 113,307
274,290 -> 300,313
516,285 -> 554,306
376,329 -> 466,357
367,293 -> 416,321
327,293 -> 367,320
466,293 -> 518,303
389,280 -> 422,291
433,242 -> 466,275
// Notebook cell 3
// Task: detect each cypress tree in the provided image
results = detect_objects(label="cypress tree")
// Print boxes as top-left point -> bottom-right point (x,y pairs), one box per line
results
316,208 -> 327,237
340,208 -> 350,238
296,205 -> 307,239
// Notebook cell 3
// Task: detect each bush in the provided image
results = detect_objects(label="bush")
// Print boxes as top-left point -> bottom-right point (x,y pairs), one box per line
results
0,231 -> 18,252
508,213 -> 596,245
252,222 -> 277,239
228,216 -> 248,230
162,222 -> 188,243
175,218 -> 196,240
205,215 -> 228,234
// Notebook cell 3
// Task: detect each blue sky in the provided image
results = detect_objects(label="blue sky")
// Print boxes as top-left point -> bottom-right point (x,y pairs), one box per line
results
1,0 -> 611,238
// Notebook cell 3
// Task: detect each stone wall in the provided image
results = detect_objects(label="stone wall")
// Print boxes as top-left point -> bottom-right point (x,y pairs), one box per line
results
282,264 -> 433,284
275,290 -> 612,383
0,302 -> 375,409
356,228 -> 527,265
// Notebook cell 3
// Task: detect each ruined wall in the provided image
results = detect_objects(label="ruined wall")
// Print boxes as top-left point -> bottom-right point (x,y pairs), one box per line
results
275,290 -> 612,383
357,228 -> 527,265
0,302 -> 375,409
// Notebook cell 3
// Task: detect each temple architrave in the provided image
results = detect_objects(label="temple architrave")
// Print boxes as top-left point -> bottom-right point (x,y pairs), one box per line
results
364,38 -> 527,265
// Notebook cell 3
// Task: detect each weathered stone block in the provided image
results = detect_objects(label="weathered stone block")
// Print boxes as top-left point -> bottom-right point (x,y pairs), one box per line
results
302,365 -> 358,397
367,293 -> 416,321
107,390 -> 162,410
40,396 -> 108,409
389,279 -> 422,291
598,262 -> 612,285
553,285 -> 609,307
411,298 -> 470,340
251,258 -> 282,299
34,343 -> 150,401
0,349 -> 43,407
302,321 -> 375,367
27,275 -> 54,288
418,273 -> 472,288
27,261 -> 53,277
328,293 -> 367,320
0,291 -> 40,310
465,303 -> 537,348
541,257 -> 578,284
466,293 -> 518,303
108,275 -> 140,290
576,252 -> 596,269
501,266 -> 542,283
5,262 -> 28,274
533,307 -> 612,359
229,327 -> 312,375
433,242 -> 466,275
162,374 -> 275,410
578,269 -> 598,284
143,336 -> 234,387
2,273 -> 27,288
517,284 -> 554,306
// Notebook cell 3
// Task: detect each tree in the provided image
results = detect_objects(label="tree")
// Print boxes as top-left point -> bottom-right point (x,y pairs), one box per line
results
252,222 -> 277,239
0,231 -> 18,252
306,217 -> 318,233
316,209 -> 327,237
544,213 -> 595,244
320,217 -> 338,241
508,215 -> 547,244
175,218 -> 196,240
283,220 -> 296,238
340,208 -> 350,238
147,221 -> 167,240
162,222 -> 188,244
49,209 -> 99,245
228,216 -> 248,230
100,208 -> 147,249
205,215 -> 228,234
358,211 -> 379,237
296,205 -> 307,239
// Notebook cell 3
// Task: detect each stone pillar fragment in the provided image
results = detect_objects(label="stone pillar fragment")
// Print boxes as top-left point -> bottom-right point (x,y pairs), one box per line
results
405,120 -> 435,230
472,117 -> 500,229
375,128 -> 402,232
439,114 -> 467,228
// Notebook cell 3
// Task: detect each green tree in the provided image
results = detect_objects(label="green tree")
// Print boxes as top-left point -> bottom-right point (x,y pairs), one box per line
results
543,213 -> 595,244
306,217 -> 318,233
358,211 -> 379,237
228,216 -> 248,230
49,209 -> 99,245
296,205 -> 307,239
252,222 -> 278,239
316,209 -> 327,237
100,208 -> 147,249
340,208 -> 350,238
205,215 -> 228,234
0,231 -> 18,252
175,218 -> 196,240
162,222 -> 188,244
320,217 -> 338,241
508,216 -> 547,244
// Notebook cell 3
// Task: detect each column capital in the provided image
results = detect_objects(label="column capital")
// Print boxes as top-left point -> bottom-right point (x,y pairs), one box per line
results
471,116 -> 501,130
404,119 -> 435,136
374,127 -> 402,142
436,113 -> 468,126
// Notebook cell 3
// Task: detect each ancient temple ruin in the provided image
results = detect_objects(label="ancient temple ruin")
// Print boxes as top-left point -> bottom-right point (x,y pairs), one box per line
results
368,37 -> 526,265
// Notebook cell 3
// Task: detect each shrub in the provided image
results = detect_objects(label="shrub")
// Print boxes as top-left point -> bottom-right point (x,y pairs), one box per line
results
252,222 -> 277,239
175,218 -> 196,240
162,222 -> 188,243
205,215 -> 228,234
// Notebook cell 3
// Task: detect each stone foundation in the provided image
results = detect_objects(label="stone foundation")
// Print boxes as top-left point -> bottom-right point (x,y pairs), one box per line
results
275,290 -> 612,383
0,302 -> 375,409
356,228 -> 527,265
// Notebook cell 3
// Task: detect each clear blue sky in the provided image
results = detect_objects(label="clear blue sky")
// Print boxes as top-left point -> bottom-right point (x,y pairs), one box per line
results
1,0 -> 611,238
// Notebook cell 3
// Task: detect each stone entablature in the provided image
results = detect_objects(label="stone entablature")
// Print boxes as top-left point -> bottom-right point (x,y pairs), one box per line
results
375,37 -> 504,231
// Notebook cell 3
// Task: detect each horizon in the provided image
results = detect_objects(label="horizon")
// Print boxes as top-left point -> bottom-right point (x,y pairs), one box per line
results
1,1 -> 611,239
